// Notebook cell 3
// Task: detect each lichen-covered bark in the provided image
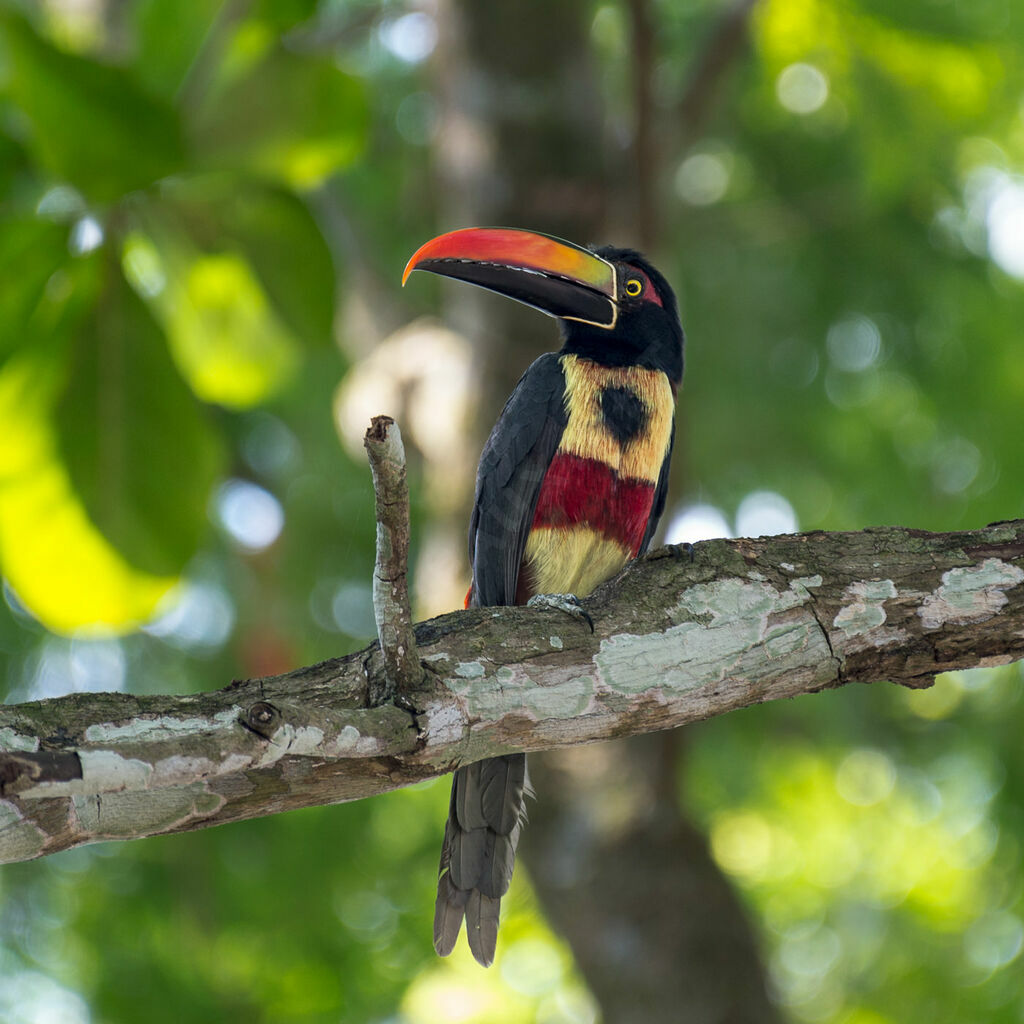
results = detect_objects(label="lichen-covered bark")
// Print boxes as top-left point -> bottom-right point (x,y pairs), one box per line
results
2,520 -> 1023,864
364,415 -> 422,703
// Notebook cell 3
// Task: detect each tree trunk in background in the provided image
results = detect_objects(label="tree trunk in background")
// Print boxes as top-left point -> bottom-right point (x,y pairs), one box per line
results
433,0 -> 778,1018
524,734 -> 781,1024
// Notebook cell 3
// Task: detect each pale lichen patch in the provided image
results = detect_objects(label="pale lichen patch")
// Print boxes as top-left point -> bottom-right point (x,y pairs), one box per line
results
596,623 -> 702,695
18,750 -> 152,799
73,784 -> 225,836
454,661 -> 486,679
833,580 -> 898,638
335,724 -> 361,752
219,753 -> 253,774
420,699 -> 465,746
919,559 -> 1024,630
150,755 -> 218,787
521,675 -> 595,720
0,729 -> 39,753
600,575 -> 826,696
256,724 -> 326,764
84,708 -> 241,744
290,726 -> 326,755
0,801 -> 45,860
549,636 -> 564,650
0,800 -> 23,827
453,662 -> 598,725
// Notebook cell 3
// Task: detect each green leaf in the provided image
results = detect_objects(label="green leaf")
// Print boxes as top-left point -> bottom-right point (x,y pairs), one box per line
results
121,227 -> 302,408
0,215 -> 70,364
55,265 -> 224,577
132,0 -> 225,99
0,13 -> 185,201
190,47 -> 368,189
251,0 -> 321,32
164,179 -> 336,347
0,256 -> 180,633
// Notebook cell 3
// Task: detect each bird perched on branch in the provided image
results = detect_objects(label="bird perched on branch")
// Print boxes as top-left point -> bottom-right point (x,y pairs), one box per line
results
403,227 -> 684,966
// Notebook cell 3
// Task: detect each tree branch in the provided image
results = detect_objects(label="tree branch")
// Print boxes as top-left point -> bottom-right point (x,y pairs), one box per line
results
363,415 -> 422,703
2,520 -> 1023,864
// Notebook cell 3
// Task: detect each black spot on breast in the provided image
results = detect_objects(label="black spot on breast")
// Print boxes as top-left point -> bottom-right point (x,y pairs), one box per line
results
600,386 -> 647,445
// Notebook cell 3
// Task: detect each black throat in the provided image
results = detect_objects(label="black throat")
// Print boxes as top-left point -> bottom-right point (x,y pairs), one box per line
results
600,386 -> 647,445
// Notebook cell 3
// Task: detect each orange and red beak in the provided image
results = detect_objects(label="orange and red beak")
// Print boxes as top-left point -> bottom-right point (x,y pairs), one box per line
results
402,227 -> 618,329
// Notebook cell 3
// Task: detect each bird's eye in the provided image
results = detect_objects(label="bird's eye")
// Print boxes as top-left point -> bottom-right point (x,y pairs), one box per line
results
625,278 -> 643,297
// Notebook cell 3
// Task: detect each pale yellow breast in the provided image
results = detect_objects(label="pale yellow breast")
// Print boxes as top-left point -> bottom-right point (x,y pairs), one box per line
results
524,529 -> 632,598
558,354 -> 674,481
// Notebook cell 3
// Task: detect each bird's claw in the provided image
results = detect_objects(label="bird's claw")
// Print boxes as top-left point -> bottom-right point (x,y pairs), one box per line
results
672,542 -> 696,563
527,593 -> 594,633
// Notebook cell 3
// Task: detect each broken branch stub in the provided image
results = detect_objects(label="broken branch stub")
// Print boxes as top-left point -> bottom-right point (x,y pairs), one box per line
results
363,415 -> 423,702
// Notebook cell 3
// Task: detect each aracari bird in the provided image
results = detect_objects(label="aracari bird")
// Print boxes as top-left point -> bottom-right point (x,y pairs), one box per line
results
403,227 -> 684,966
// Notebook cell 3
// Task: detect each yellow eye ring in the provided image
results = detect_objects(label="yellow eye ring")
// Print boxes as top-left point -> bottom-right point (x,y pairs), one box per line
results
625,278 -> 643,297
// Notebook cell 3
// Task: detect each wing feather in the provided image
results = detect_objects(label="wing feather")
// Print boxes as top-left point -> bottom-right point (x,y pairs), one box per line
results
468,353 -> 568,607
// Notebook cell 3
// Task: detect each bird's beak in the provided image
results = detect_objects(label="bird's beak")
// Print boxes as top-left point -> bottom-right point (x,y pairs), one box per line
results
402,227 -> 618,329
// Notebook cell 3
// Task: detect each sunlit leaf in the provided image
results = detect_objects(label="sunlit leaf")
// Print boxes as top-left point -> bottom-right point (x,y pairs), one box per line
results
0,345 -> 175,635
189,47 -> 368,189
55,267 -> 224,577
122,229 -> 301,407
164,179 -> 336,347
0,12 -> 185,200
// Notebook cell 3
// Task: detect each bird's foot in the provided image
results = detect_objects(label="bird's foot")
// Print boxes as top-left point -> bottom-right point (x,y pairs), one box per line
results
526,593 -> 594,633
673,542 -> 696,562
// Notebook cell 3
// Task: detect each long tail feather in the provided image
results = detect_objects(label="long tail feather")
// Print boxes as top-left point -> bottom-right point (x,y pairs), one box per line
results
466,890 -> 501,968
434,753 -> 528,965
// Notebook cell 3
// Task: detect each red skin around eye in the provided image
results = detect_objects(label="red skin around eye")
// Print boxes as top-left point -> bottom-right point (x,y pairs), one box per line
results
625,268 -> 663,307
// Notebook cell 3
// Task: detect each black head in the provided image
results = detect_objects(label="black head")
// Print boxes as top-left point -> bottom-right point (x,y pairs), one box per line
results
560,246 -> 684,389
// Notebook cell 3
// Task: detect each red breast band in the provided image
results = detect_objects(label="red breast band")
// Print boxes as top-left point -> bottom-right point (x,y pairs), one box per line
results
531,453 -> 655,556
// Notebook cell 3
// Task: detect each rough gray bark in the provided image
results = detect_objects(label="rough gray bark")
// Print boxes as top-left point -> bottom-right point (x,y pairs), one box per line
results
363,415 -> 422,703
2,520 -> 1022,865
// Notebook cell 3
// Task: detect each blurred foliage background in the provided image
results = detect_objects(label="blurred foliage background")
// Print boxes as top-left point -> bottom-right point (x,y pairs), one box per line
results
1,0 -> 1024,1021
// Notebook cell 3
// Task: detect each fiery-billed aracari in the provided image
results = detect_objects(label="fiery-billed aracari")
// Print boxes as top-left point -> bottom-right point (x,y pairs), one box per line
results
403,227 -> 684,966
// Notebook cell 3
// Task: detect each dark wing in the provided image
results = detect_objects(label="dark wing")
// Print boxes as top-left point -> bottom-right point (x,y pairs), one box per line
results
638,419 -> 674,555
468,352 -> 568,607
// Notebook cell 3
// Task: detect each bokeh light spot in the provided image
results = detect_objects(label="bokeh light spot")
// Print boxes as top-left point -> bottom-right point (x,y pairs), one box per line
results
379,12 -> 438,64
986,177 -> 1024,278
711,812 -> 773,878
675,151 -> 730,206
931,437 -> 981,495
69,216 -> 103,256
215,479 -> 284,552
776,63 -> 829,115
396,91 -> 439,145
827,315 -> 881,372
500,938 -> 565,996
145,580 -> 235,653
36,184 -> 86,221
964,911 -> 1023,972
735,491 -> 797,538
664,503 -> 733,544
331,581 -> 376,639
241,413 -> 300,478
121,232 -> 166,298
835,750 -> 896,807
